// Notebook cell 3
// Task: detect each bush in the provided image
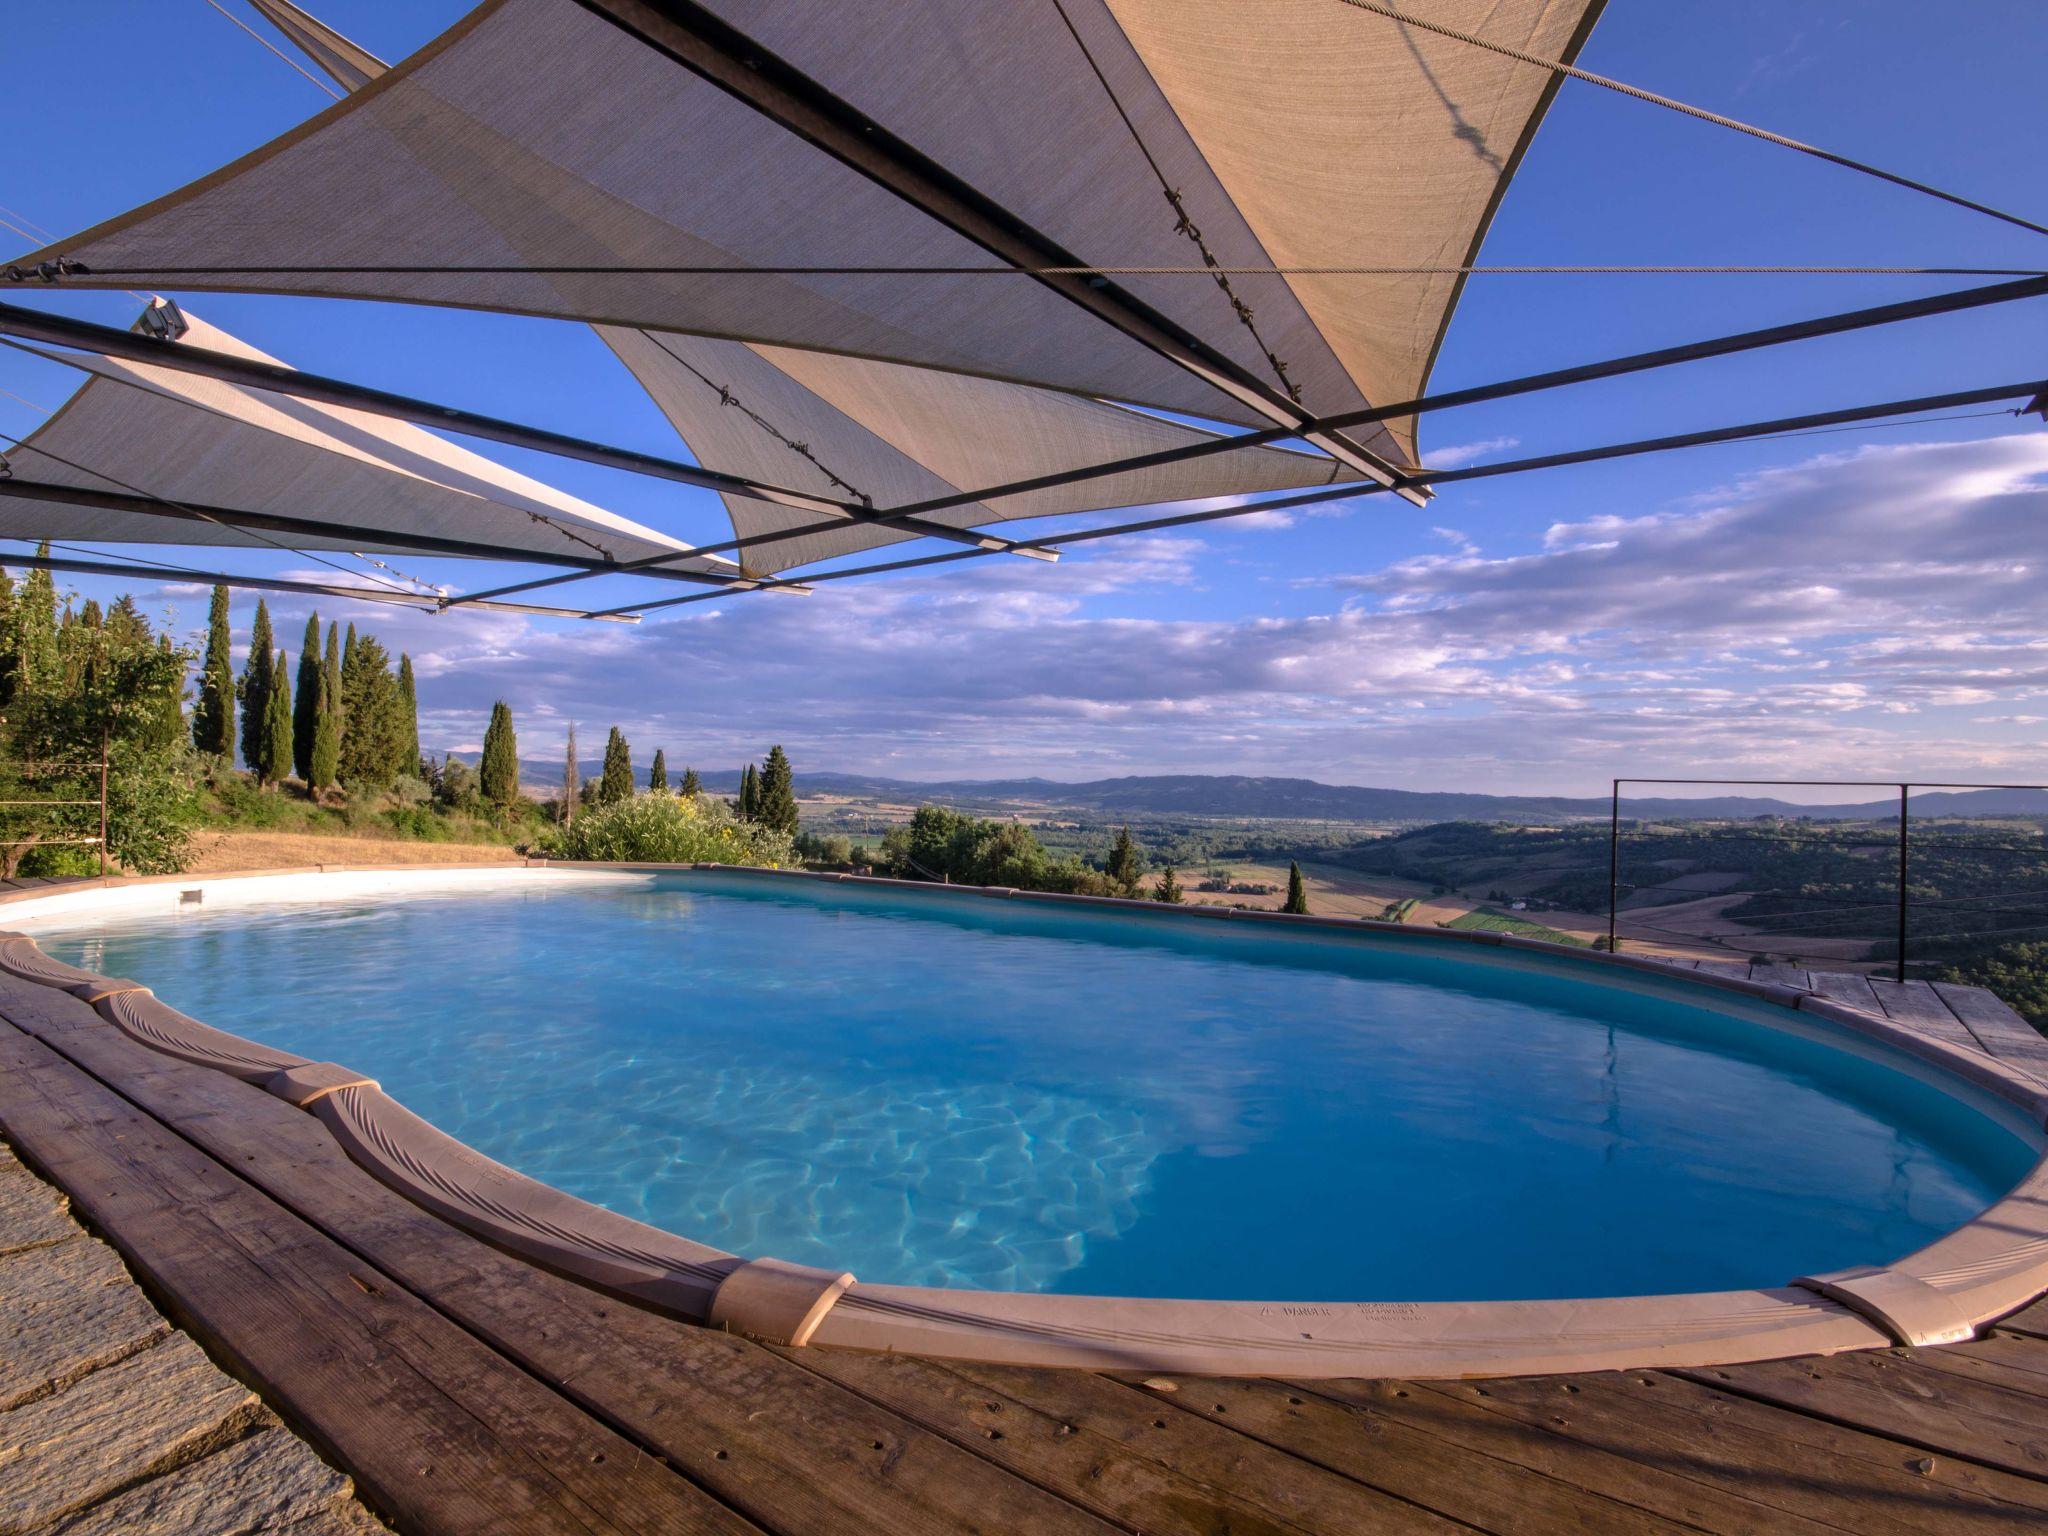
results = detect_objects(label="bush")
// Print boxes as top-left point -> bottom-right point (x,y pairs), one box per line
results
537,791 -> 795,867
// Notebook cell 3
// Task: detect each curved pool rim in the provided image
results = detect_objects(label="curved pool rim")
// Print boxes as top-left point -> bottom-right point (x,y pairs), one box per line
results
4,860 -> 2046,1380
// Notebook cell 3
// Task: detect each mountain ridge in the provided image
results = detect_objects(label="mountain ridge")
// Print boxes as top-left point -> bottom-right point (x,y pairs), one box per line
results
442,756 -> 2048,823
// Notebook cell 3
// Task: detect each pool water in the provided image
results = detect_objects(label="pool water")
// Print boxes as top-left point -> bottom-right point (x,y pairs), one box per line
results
29,875 -> 2037,1302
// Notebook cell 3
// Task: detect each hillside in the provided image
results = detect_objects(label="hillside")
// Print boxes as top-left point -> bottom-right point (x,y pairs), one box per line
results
455,757 -> 2048,825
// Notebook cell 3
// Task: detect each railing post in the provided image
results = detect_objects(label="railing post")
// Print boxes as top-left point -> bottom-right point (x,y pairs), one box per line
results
98,725 -> 109,879
1608,779 -> 1620,954
1896,782 -> 1909,984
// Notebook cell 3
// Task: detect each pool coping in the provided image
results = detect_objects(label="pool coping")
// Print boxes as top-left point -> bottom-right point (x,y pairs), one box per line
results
2,859 -> 2045,1380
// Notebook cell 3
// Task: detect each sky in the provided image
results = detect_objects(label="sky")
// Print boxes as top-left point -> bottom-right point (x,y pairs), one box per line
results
2,1 -> 2045,794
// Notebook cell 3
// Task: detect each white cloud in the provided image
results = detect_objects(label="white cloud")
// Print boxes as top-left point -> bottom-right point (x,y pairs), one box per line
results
120,433 -> 2048,794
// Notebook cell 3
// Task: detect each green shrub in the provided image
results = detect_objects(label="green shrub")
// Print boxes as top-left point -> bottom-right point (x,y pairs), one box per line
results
538,792 -> 794,867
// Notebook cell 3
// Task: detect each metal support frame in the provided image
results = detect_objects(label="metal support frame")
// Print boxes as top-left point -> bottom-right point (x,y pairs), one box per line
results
0,479 -> 769,590
570,0 -> 1418,500
0,549 -> 644,621
883,274 -> 2048,520
606,374 -> 2047,616
0,302 -> 1058,564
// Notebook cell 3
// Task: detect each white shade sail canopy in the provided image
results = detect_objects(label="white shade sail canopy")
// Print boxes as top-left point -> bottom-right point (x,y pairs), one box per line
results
1,303 -> 732,571
11,0 -> 1600,477
600,327 -> 1363,572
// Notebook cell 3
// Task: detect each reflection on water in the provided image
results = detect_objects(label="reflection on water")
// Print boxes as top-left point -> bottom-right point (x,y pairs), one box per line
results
30,877 -> 2038,1301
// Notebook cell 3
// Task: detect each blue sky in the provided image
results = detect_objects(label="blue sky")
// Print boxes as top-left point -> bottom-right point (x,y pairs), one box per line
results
3,1 -> 2045,793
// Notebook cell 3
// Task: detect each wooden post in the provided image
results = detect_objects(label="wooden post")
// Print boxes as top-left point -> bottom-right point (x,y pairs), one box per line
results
98,724 -> 109,879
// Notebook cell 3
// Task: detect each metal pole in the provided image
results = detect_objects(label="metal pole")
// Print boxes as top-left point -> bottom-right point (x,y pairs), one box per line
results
98,725 -> 109,879
1896,783 -> 1909,983
1608,780 -> 1620,954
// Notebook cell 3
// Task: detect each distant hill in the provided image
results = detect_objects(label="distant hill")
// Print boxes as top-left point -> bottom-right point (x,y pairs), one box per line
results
437,755 -> 2048,825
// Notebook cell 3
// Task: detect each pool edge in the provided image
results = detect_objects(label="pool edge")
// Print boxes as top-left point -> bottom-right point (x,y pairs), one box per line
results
2,859 -> 2044,1380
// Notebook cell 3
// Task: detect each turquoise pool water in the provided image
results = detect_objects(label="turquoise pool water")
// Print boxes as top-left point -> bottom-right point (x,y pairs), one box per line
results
28,874 -> 2037,1302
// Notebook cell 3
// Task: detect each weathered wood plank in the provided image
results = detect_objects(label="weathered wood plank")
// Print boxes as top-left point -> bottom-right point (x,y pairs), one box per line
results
1807,970 -> 1883,1012
1418,1369 -> 2048,1534
0,1333 -> 254,1533
0,1234 -> 168,1411
0,1021 -> 758,1536
794,1350 -> 1462,1536
1675,1353 -> 2048,1481
0,981 -> 1107,1536
1932,983 -> 2048,1078
1696,960 -> 1752,980
941,1360 -> 1477,1536
1113,1373 -> 1699,1534
1868,979 -> 1980,1050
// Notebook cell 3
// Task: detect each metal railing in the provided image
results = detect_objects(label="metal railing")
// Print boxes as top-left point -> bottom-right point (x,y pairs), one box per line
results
1607,778 -> 2048,982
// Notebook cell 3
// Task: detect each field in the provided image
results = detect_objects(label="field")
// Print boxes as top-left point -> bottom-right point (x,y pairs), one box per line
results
182,831 -> 521,873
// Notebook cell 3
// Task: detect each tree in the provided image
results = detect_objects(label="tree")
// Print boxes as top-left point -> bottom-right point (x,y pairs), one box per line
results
293,614 -> 321,781
396,653 -> 420,777
1283,861 -> 1310,915
480,701 -> 519,808
338,631 -> 405,788
648,748 -> 668,794
10,550 -> 57,703
599,726 -> 633,804
678,766 -> 701,797
738,762 -> 759,821
756,745 -> 799,835
6,598 -> 200,875
256,650 -> 293,785
562,722 -> 578,825
192,585 -> 235,759
238,598 -> 273,772
308,678 -> 340,793
1106,826 -> 1143,897
1153,866 -> 1185,903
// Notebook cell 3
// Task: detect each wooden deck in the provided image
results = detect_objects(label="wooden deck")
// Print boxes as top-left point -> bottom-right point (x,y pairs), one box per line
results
3,962 -> 2046,1534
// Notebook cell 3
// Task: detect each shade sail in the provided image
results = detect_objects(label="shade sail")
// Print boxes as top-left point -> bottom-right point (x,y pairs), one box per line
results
600,326 -> 1361,572
13,0 -> 1600,470
0,303 -> 732,571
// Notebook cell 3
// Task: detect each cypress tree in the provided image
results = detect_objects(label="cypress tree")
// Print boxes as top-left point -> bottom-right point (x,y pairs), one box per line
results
339,632 -> 405,788
320,621 -> 343,777
1153,866 -> 1185,904
77,597 -> 102,629
257,650 -> 293,784
648,748 -> 667,794
239,598 -> 273,773
192,584 -> 235,759
308,667 -> 340,793
396,654 -> 420,777
480,701 -> 519,807
599,726 -> 633,804
678,766 -> 701,797
293,614 -> 321,781
338,624 -> 357,739
1106,826 -> 1142,897
1283,861 -> 1310,915
756,745 -> 798,835
738,762 -> 758,820
563,723 -> 578,825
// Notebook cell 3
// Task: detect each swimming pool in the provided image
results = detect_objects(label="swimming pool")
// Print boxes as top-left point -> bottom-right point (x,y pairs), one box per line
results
19,867 -> 2038,1310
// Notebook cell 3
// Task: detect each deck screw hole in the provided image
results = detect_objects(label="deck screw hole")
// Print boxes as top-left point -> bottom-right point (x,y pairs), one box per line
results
1287,1396 -> 1302,1405
590,1453 -> 605,1464
1152,1419 -> 1166,1429
714,1450 -> 728,1461
870,1440 -> 884,1451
